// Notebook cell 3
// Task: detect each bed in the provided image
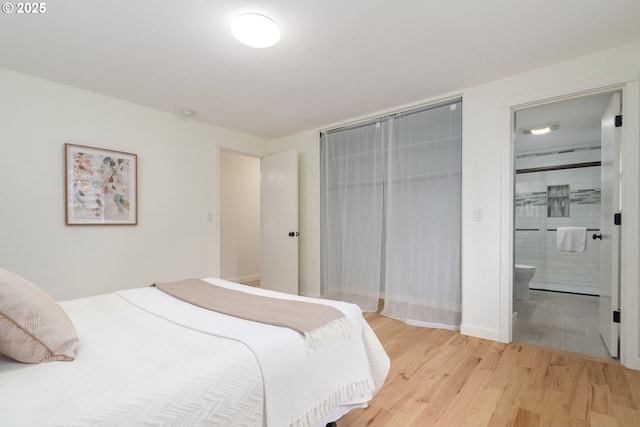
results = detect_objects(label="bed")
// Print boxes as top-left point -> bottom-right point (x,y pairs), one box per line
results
0,272 -> 390,427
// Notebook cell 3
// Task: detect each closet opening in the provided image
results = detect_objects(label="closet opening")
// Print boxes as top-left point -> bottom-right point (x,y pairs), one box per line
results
320,98 -> 462,330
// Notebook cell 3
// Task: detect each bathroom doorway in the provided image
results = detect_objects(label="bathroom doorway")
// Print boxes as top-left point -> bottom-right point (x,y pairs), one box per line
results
512,91 -> 621,360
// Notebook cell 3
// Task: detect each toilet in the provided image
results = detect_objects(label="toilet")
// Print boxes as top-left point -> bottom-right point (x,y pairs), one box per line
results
514,264 -> 536,300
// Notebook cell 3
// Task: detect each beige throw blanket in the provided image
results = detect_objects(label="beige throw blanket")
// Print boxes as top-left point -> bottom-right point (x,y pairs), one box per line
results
153,279 -> 354,352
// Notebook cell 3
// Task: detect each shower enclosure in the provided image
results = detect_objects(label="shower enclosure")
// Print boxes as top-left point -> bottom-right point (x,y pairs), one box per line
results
515,148 -> 601,295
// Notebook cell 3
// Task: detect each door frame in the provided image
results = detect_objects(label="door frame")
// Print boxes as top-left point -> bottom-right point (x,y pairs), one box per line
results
499,71 -> 640,369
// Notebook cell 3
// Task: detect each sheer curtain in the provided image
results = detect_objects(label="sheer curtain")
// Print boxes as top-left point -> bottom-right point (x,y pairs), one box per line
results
381,102 -> 462,329
320,99 -> 462,328
320,121 -> 386,312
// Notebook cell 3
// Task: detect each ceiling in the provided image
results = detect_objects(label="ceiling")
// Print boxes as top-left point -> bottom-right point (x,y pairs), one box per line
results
1,1 -> 639,140
515,92 -> 614,153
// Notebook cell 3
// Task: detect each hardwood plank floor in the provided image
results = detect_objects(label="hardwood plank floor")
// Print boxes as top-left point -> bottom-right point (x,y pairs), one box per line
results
240,279 -> 261,288
236,281 -> 639,425
338,311 -> 640,427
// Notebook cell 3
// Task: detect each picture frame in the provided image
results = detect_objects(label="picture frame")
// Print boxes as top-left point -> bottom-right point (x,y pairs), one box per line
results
65,144 -> 138,225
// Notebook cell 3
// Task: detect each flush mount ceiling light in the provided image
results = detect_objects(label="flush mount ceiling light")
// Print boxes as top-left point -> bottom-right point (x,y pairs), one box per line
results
521,123 -> 560,136
231,13 -> 280,48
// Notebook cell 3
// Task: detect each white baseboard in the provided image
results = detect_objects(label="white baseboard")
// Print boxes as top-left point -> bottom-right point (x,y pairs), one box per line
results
227,274 -> 260,284
460,324 -> 504,343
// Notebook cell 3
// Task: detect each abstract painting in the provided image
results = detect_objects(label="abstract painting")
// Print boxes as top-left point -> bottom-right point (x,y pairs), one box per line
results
65,144 -> 137,225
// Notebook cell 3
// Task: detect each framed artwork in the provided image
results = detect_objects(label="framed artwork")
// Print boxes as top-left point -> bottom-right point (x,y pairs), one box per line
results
65,144 -> 138,225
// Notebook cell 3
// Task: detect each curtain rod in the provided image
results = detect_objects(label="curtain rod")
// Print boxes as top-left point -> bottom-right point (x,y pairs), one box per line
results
320,97 -> 462,136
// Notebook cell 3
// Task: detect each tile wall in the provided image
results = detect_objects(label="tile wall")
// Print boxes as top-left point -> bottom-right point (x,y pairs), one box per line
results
515,144 -> 601,295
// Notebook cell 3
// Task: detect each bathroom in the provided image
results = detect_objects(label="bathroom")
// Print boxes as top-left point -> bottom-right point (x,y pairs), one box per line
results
512,92 -> 617,359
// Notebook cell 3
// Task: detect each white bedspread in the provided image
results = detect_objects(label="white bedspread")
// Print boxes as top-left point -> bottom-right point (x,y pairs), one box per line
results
0,291 -> 265,426
120,278 -> 390,427
0,278 -> 390,427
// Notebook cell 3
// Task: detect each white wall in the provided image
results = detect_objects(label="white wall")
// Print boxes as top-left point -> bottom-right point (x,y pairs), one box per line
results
2,40 -> 639,362
268,41 -> 640,346
219,150 -> 260,283
462,42 -> 640,344
0,67 -> 267,301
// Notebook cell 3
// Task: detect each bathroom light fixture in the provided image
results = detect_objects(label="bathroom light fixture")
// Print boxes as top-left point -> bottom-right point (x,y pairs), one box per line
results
231,13 -> 280,48
521,123 -> 560,136
530,127 -> 551,135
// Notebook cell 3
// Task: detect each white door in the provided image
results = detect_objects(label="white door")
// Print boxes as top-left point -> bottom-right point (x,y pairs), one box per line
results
599,91 -> 622,358
260,150 -> 299,294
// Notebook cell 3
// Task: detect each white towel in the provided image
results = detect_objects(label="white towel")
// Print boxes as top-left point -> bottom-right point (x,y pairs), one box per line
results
556,227 -> 587,252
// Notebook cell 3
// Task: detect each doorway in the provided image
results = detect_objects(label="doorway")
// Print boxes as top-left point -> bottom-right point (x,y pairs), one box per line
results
219,149 -> 261,284
217,148 -> 300,294
511,92 -> 620,359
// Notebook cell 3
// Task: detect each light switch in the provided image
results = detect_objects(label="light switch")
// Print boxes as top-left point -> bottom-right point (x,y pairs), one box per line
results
473,208 -> 483,222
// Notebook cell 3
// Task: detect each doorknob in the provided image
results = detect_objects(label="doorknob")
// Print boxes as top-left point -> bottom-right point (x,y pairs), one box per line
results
288,231 -> 300,237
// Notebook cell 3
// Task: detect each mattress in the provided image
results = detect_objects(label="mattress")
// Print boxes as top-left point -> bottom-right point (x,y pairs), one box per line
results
0,278 -> 390,426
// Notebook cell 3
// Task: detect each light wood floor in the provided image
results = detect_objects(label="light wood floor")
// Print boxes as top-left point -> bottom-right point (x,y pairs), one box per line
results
338,311 -> 640,427
241,280 -> 261,288
238,281 -> 640,425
